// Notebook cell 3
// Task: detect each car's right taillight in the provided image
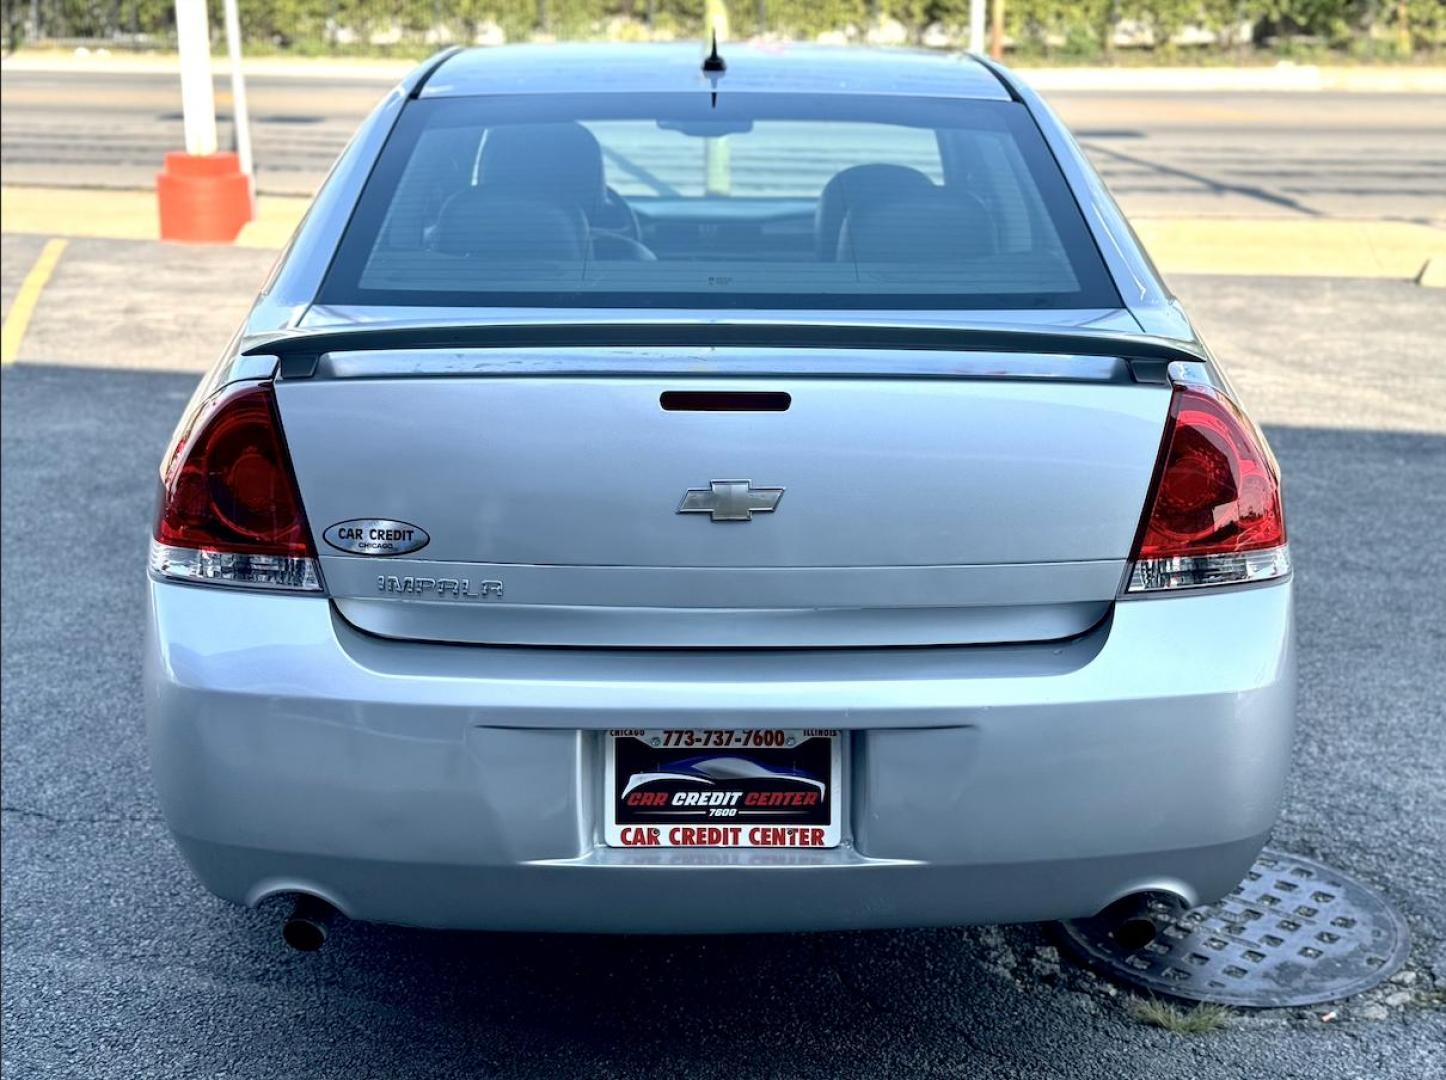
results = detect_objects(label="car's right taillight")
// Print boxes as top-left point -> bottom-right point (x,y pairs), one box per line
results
1124,383 -> 1289,593
150,380 -> 322,591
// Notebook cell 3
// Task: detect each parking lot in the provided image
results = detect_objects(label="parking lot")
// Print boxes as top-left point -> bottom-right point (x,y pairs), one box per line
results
1,227 -> 1442,1077
4,48 -> 1446,1077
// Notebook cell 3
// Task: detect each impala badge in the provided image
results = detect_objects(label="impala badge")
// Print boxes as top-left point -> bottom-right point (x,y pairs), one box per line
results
677,480 -> 784,522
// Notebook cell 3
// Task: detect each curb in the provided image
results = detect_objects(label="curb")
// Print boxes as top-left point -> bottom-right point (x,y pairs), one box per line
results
1016,64 -> 1446,94
0,52 -> 416,82
3,51 -> 1445,93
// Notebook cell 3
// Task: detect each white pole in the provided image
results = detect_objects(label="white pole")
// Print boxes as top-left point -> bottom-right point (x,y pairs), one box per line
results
222,0 -> 254,207
175,0 -> 218,157
968,0 -> 986,54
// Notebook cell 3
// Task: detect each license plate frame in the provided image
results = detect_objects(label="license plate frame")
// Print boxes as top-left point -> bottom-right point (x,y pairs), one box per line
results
604,729 -> 842,849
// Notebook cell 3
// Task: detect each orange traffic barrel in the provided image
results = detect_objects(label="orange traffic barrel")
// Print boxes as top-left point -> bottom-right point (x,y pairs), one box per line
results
156,151 -> 252,243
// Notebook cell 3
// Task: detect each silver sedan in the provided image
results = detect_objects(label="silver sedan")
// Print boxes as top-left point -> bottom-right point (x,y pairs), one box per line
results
144,43 -> 1294,943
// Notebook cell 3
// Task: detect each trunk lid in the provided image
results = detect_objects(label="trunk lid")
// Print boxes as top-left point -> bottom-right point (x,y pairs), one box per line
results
271,342 -> 1173,648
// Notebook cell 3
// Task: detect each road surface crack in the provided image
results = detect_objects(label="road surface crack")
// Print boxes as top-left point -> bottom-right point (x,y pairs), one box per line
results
0,803 -> 158,826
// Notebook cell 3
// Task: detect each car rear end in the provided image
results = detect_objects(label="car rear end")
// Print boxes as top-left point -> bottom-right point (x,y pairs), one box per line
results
144,46 -> 1295,933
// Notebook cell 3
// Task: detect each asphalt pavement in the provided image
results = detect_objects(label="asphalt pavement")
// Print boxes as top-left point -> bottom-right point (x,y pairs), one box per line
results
2,67 -> 1444,224
1,235 -> 1443,1077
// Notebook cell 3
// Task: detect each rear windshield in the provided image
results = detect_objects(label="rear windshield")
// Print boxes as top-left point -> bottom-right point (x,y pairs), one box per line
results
320,93 -> 1120,311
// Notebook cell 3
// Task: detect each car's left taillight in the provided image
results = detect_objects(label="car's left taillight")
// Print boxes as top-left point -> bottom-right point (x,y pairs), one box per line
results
150,380 -> 322,591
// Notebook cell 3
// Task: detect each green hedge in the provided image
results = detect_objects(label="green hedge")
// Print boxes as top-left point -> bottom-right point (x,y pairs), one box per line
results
5,0 -> 1443,55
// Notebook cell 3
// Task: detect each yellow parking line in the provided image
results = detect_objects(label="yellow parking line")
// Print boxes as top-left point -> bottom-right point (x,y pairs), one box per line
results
1,237 -> 68,365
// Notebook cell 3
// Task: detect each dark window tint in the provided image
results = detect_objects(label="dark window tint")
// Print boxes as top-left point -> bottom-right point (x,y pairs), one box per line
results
321,93 -> 1120,311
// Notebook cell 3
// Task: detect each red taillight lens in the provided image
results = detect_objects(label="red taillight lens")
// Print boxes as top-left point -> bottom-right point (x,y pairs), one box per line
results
1127,385 -> 1289,592
151,381 -> 321,591
157,382 -> 312,554
1137,387 -> 1285,558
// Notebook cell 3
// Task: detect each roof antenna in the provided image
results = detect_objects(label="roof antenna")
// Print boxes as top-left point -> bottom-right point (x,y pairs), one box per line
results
702,32 -> 726,74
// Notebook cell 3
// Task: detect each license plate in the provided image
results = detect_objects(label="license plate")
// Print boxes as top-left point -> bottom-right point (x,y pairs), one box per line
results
604,729 -> 841,848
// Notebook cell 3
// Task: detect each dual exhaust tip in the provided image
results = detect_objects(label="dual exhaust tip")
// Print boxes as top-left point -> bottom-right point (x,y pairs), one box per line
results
278,889 -> 1186,953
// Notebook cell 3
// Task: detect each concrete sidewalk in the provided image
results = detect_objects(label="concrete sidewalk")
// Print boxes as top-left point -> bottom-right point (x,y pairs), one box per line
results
1,187 -> 306,251
4,49 -> 1446,93
3,185 -> 1443,282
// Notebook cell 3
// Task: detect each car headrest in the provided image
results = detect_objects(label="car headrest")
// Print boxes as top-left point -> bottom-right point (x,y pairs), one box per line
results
837,189 -> 999,264
476,123 -> 607,217
815,164 -> 935,261
431,190 -> 589,260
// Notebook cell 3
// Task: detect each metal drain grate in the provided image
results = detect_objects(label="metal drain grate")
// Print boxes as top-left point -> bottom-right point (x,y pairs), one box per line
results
1059,848 -> 1410,1007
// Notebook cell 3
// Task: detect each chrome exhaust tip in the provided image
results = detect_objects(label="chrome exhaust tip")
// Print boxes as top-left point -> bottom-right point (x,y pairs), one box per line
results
1102,891 -> 1190,952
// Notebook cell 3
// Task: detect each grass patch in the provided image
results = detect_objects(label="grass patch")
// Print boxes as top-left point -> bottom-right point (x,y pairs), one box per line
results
1129,997 -> 1233,1034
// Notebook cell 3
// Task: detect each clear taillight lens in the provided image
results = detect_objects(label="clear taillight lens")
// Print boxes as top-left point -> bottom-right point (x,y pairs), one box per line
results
1125,384 -> 1288,593
151,381 -> 322,591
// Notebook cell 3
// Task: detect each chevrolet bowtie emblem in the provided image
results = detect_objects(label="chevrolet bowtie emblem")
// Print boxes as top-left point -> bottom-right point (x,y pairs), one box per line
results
677,480 -> 785,522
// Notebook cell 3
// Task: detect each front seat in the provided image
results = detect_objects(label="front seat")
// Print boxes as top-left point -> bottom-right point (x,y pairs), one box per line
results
476,122 -> 652,259
814,164 -> 935,261
836,188 -> 1000,264
429,189 -> 590,261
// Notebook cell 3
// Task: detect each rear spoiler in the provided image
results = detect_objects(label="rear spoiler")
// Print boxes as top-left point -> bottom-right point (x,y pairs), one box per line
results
245,323 -> 1208,383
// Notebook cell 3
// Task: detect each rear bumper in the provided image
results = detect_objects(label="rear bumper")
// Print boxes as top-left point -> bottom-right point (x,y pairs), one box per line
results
145,578 -> 1295,933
